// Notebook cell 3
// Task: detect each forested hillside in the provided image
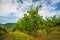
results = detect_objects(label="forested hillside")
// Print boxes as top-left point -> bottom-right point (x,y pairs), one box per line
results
1,23 -> 16,28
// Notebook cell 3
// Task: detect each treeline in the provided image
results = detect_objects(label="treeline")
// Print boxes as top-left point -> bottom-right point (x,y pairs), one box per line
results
0,5 -> 60,36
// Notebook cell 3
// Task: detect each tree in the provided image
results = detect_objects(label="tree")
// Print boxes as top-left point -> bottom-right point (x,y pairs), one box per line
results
16,5 -> 42,35
16,4 -> 55,35
0,23 -> 7,35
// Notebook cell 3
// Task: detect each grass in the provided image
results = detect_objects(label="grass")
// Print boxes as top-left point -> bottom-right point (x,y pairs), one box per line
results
1,26 -> 60,40
37,26 -> 60,40
12,29 -> 37,40
1,29 -> 37,40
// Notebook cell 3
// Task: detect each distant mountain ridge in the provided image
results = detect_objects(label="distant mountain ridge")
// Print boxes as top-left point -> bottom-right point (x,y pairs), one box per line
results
2,23 -> 16,27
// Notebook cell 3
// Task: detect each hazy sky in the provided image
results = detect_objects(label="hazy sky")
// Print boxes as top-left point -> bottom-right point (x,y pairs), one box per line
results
0,0 -> 60,24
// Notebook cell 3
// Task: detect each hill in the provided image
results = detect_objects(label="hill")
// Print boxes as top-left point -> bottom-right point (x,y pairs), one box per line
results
1,23 -> 16,28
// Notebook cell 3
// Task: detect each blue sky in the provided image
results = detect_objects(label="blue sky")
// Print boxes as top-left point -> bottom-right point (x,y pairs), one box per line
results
0,0 -> 60,24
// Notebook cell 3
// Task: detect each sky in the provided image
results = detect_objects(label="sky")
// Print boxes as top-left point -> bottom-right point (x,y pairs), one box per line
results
0,0 -> 60,24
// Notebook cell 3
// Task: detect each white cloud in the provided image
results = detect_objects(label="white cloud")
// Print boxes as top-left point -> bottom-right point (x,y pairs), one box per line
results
39,10 -> 57,19
0,0 -> 33,18
0,0 -> 17,16
38,0 -> 58,19
0,0 -> 60,18
0,0 -> 60,24
51,0 -> 60,4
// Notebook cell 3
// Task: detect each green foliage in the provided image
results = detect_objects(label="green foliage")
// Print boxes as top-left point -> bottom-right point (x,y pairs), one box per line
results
53,16 -> 60,26
16,5 -> 54,35
16,5 -> 42,35
16,4 -> 60,35
50,15 -> 60,27
0,23 -> 7,35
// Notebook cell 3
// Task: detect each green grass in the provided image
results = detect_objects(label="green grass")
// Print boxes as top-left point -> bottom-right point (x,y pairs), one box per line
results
1,30 -> 37,40
6,27 -> 14,32
1,26 -> 60,40
13,34 -> 36,40
37,26 -> 60,40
